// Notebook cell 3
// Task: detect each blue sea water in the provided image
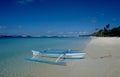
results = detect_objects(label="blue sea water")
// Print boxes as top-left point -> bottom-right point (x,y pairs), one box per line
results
0,37 -> 91,77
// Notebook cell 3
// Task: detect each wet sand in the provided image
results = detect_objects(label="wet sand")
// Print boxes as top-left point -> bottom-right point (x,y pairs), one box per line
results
35,37 -> 120,77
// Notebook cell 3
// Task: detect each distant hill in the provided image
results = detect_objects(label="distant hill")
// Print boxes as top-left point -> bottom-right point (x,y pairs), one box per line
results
0,35 -> 32,38
0,35 -> 75,38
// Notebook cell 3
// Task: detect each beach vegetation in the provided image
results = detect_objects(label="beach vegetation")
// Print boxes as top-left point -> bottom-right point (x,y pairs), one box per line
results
92,24 -> 120,37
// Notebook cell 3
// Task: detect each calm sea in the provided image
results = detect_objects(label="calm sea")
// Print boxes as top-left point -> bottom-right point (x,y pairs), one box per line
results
0,37 -> 91,77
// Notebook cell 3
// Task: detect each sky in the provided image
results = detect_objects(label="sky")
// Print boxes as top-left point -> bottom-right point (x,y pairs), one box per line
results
0,0 -> 120,36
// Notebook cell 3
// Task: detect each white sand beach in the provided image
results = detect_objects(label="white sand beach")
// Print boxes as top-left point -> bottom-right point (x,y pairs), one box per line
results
37,37 -> 120,77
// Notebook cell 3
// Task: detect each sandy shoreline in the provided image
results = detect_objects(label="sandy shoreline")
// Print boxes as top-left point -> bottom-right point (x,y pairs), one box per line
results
36,37 -> 120,77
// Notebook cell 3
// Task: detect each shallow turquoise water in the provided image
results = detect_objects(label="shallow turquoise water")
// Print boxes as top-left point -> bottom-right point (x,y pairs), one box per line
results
0,37 -> 91,77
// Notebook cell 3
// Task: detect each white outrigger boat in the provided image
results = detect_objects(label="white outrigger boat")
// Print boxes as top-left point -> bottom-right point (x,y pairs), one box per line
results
25,49 -> 86,65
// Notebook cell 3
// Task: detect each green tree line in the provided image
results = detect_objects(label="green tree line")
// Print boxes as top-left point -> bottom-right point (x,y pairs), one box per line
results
92,24 -> 120,37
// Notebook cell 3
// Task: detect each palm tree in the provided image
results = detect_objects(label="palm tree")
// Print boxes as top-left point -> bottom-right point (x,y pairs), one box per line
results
104,24 -> 110,36
106,24 -> 110,31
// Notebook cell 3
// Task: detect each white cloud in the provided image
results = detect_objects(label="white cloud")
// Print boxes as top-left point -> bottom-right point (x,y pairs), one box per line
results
91,19 -> 97,23
17,0 -> 34,4
59,32 -> 64,34
42,31 -> 87,36
112,18 -> 117,21
78,32 -> 87,35
101,13 -> 105,16
67,32 -> 74,34
96,11 -> 105,16
46,31 -> 52,33
60,31 -> 87,35
18,25 -> 22,29
0,26 -> 8,29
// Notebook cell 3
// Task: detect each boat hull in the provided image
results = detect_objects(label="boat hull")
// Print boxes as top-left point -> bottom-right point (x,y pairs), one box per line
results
41,53 -> 86,59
